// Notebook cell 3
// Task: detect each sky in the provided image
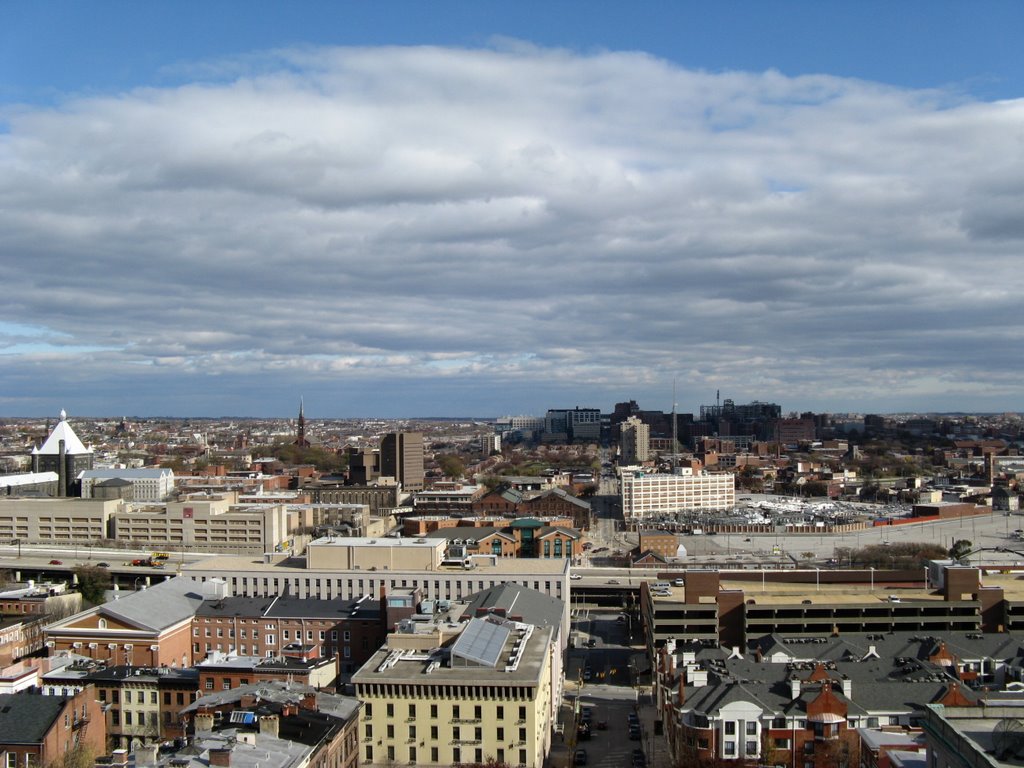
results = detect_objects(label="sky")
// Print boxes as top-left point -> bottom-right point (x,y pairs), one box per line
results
1,2 -> 1023,419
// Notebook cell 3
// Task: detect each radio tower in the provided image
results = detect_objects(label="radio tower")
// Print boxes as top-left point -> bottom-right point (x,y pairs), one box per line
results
672,378 -> 678,474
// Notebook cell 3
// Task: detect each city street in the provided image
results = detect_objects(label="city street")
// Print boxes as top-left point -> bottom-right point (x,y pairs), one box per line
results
557,607 -> 664,768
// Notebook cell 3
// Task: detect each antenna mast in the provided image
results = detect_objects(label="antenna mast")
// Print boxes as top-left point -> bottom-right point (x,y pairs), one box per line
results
672,378 -> 678,474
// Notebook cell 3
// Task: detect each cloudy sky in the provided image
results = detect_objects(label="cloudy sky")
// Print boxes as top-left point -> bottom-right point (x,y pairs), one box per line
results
1,3 -> 1023,418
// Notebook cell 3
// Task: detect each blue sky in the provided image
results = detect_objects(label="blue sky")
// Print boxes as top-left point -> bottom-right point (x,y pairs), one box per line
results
1,3 -> 1023,418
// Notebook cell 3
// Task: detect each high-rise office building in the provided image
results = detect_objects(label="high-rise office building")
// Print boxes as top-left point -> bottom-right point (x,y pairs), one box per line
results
380,432 -> 425,491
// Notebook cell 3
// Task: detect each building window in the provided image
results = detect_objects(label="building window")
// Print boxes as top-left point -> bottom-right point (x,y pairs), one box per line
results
497,705 -> 504,720
125,712 -> 132,726
431,726 -> 438,739
386,724 -> 394,739
746,722 -> 757,735
387,703 -> 394,718
205,680 -> 213,690
474,705 -> 482,720
724,741 -> 735,756
430,704 -> 437,718
746,741 -> 758,754
724,722 -> 736,735
431,748 -> 439,762
408,704 -> 416,718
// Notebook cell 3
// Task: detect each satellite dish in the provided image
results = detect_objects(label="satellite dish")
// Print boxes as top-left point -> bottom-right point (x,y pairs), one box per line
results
993,719 -> 1024,759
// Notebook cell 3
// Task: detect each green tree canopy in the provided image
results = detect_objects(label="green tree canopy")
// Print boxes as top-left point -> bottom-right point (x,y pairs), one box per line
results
74,565 -> 111,605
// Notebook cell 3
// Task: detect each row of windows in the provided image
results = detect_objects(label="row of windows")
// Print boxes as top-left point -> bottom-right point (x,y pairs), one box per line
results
367,702 -> 529,720
99,688 -> 195,706
367,723 -> 528,743
366,746 -> 528,765
211,575 -> 563,602
194,627 -> 351,641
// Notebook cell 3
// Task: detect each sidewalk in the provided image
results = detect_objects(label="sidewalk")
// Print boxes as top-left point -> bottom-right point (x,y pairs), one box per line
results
634,689 -> 670,768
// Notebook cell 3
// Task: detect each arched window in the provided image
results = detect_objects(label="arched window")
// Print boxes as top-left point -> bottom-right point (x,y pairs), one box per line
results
98,619 -> 107,629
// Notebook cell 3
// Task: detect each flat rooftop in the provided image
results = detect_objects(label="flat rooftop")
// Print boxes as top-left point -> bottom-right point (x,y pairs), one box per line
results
184,554 -> 569,576
309,536 -> 441,548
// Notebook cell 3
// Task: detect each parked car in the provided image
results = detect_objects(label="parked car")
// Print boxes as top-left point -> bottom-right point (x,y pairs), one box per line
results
629,727 -> 641,741
48,559 -> 62,565
570,573 -> 582,580
96,562 -> 110,568
632,749 -> 647,767
606,579 -> 620,585
575,749 -> 588,766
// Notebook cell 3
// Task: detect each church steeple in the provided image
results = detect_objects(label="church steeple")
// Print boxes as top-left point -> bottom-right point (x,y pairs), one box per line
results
294,398 -> 310,447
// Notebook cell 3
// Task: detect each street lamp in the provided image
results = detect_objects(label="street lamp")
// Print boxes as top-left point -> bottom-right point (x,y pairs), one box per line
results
869,567 -> 875,593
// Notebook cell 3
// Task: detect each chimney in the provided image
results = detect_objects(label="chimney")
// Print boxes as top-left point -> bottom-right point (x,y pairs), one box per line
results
111,750 -> 129,767
193,712 -> 215,733
841,676 -> 852,698
259,715 -> 280,739
209,748 -> 232,767
134,744 -> 159,767
790,677 -> 801,700
300,692 -> 317,711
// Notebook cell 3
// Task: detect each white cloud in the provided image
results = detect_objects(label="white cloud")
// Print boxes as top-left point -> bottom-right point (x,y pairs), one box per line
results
1,44 -> 1023,416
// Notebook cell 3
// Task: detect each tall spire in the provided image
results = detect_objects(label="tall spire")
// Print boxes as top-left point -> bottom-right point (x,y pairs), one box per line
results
295,397 -> 309,447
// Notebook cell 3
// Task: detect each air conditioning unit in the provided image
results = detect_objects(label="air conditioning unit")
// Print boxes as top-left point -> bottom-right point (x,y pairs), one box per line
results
150,645 -> 159,651
108,643 -> 116,649
72,642 -> 81,648
88,643 -> 97,649
124,644 -> 133,650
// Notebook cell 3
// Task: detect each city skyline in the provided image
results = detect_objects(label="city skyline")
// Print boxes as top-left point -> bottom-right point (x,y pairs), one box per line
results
2,3 -> 1023,418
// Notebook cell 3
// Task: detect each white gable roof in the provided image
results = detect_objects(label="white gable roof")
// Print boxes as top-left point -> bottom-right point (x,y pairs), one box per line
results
32,410 -> 92,456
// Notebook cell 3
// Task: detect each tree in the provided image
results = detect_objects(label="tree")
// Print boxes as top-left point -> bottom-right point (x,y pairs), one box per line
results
437,454 -> 466,479
46,744 -> 96,768
949,539 -> 973,562
74,565 -> 111,605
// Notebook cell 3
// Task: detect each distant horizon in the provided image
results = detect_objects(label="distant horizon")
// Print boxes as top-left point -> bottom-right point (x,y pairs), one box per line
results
3,409 -> 1021,423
